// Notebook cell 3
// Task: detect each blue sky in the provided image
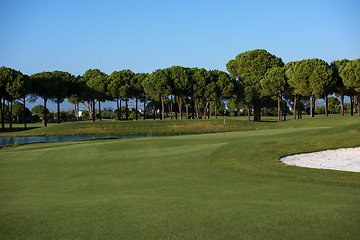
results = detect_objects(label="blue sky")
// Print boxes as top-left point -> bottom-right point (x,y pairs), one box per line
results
1,0 -> 359,110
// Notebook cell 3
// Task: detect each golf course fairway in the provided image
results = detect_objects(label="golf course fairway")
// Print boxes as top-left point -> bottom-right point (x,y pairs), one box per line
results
1,122 -> 360,239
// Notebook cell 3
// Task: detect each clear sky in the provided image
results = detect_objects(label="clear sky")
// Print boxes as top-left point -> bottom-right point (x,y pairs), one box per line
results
0,0 -> 359,110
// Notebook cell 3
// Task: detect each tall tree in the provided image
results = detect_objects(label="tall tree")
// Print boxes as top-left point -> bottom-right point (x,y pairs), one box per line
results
20,74 -> 31,129
331,59 -> 350,116
210,70 -> 236,119
0,67 -> 26,130
143,69 -> 171,120
119,70 -> 135,120
192,68 -> 212,119
52,71 -> 73,124
30,72 -> 56,126
307,58 -> 334,117
108,70 -> 135,120
67,75 -> 83,121
0,67 -> 9,130
286,60 -> 312,119
261,67 -> 287,122
108,71 -> 123,121
82,69 -> 107,121
226,49 -> 284,121
170,66 -> 192,119
341,58 -> 360,115
131,73 -> 147,120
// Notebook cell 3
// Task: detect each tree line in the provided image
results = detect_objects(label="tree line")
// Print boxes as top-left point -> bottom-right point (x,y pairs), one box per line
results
1,49 -> 359,131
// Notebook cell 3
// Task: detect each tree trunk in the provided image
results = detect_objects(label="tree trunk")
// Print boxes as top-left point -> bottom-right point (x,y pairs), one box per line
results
203,100 -> 209,119
175,95 -> 178,120
92,100 -> 96,122
186,103 -> 189,119
135,98 -> 138,120
143,98 -> 146,120
257,103 -> 262,122
313,97 -> 316,117
88,102 -> 91,120
170,95 -> 173,120
310,95 -> 314,118
179,97 -> 183,120
117,98 -> 120,120
159,96 -> 162,120
99,101 -> 102,121
126,99 -> 129,120
283,99 -> 286,121
75,104 -> 78,121
195,100 -> 200,119
350,96 -> 354,116
340,87 -> 344,116
161,96 -> 165,120
191,97 -> 195,119
324,93 -> 328,117
215,101 -> 218,119
74,104 -> 78,121
81,102 -> 91,119
208,104 -> 210,119
1,98 -> 5,130
119,99 -> 122,121
248,105 -> 251,121
254,100 -> 261,122
9,100 -> 13,130
153,101 -> 156,120
23,96 -> 27,130
43,98 -> 48,126
293,95 -> 297,120
57,99 -> 61,124
277,93 -> 281,122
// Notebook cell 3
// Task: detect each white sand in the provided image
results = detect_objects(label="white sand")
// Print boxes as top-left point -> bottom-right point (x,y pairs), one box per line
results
280,147 -> 360,172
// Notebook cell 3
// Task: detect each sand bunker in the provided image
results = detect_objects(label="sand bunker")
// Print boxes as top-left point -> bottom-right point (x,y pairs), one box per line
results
280,147 -> 360,172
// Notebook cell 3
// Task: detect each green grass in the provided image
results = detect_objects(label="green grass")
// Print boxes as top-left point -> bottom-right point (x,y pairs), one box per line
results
1,114 -> 359,137
0,116 -> 360,239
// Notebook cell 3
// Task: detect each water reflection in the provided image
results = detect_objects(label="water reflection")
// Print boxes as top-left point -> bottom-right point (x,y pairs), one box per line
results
0,134 -> 179,147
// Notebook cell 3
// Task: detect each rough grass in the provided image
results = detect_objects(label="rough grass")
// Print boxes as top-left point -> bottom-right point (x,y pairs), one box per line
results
0,116 -> 359,239
1,114 -> 359,137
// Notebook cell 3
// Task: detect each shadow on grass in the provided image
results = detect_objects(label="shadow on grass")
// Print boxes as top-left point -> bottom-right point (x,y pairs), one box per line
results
1,127 -> 40,133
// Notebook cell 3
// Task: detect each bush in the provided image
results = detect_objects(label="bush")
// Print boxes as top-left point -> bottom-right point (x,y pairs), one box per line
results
315,106 -> 325,114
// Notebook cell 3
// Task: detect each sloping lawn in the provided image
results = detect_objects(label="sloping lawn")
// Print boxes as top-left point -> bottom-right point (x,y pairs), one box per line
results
0,122 -> 359,239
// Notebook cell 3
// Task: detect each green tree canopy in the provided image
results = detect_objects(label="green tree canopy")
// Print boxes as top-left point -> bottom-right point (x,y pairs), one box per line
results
169,66 -> 192,119
0,66 -> 27,129
30,71 -> 59,126
131,72 -> 147,120
331,59 -> 350,116
82,69 -> 108,121
342,58 -> 360,92
143,69 -> 171,120
307,58 -> 334,116
108,69 -> 134,120
226,49 -> 284,121
52,71 -> 74,123
261,66 -> 286,121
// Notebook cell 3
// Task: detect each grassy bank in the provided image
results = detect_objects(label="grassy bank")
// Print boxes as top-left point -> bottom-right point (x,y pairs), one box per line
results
1,114 -> 359,137
0,117 -> 359,239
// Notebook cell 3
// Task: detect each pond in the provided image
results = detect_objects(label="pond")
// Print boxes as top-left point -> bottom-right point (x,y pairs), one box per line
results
0,134 -> 181,147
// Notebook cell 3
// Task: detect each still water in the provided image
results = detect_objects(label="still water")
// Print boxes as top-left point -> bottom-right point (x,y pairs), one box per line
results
0,134 -> 180,147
